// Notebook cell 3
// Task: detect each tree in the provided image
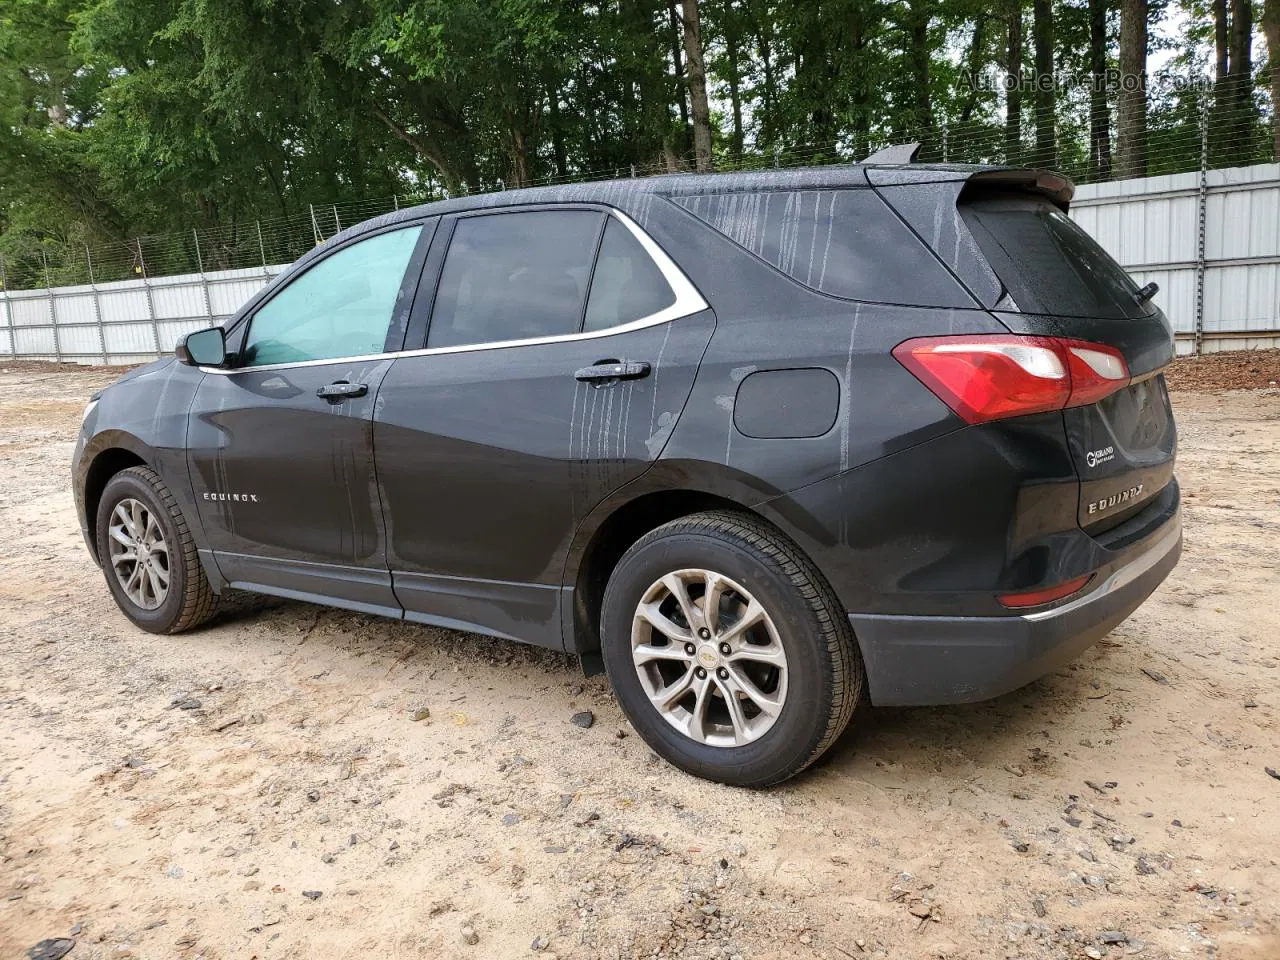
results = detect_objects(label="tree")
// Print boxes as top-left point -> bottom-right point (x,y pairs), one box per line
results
1,0 -> 1271,285
1227,0 -> 1254,158
1032,0 -> 1057,167
1265,0 -> 1280,161
1088,0 -> 1113,179
681,0 -> 714,171
1116,0 -> 1148,177
1004,0 -> 1024,164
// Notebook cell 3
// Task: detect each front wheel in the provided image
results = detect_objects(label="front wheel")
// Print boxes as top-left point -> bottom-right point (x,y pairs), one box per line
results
95,465 -> 217,634
600,511 -> 862,787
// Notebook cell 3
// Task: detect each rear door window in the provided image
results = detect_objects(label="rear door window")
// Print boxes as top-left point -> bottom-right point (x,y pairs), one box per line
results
428,210 -> 604,349
583,218 -> 676,332
671,189 -> 972,307
960,196 -> 1150,319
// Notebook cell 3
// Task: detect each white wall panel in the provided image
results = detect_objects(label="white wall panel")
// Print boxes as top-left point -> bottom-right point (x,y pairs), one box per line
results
9,294 -> 52,327
97,288 -> 151,324
11,325 -> 56,355
53,294 -> 98,326
209,276 -> 272,315
1072,162 -> 1279,351
56,324 -> 103,358
151,281 -> 209,321
101,322 -> 159,355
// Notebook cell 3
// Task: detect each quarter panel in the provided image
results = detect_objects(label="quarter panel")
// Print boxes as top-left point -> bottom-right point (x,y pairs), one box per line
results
73,358 -> 205,558
757,415 -> 1092,618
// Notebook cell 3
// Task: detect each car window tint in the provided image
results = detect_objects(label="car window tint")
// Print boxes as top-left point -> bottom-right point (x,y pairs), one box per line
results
242,226 -> 423,367
583,218 -> 676,332
428,211 -> 603,349
672,189 -> 970,307
960,196 -> 1149,319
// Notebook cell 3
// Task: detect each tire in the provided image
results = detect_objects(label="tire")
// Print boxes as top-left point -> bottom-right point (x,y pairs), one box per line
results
600,510 -> 862,787
95,465 -> 217,634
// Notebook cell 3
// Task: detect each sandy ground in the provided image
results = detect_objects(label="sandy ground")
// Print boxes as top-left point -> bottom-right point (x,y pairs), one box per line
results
0,365 -> 1277,960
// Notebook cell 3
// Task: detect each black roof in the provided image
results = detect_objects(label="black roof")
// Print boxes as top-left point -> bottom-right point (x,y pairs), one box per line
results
293,160 -> 1031,277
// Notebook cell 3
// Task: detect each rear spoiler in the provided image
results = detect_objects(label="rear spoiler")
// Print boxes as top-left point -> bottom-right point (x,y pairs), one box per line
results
963,169 -> 1075,210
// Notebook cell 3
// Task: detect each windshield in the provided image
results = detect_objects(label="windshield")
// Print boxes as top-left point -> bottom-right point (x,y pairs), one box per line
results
961,195 -> 1152,320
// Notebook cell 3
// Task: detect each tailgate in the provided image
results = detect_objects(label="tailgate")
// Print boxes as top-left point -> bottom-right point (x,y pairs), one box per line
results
955,188 -> 1178,535
1064,373 -> 1176,531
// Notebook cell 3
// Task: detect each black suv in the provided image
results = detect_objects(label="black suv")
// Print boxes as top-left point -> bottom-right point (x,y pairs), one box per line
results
74,160 -> 1181,786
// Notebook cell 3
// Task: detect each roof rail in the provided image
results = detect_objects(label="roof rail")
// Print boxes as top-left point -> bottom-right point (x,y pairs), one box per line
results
863,142 -> 921,165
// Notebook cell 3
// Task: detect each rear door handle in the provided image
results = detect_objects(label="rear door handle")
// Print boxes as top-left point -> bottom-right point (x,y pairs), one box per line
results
574,360 -> 651,383
316,381 -> 368,402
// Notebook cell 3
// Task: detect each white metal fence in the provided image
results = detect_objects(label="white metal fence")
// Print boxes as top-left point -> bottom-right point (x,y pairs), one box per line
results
1073,162 -> 1280,355
0,263 -> 284,365
1,162 -> 1277,365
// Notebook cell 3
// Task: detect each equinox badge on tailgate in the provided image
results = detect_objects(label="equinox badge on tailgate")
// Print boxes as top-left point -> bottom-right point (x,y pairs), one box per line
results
1088,483 -> 1144,515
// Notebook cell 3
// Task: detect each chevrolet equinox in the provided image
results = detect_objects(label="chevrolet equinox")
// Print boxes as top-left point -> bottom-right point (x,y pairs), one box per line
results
74,157 -> 1181,786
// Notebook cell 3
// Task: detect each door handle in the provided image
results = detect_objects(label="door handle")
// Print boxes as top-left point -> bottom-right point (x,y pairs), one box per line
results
316,381 -> 368,402
574,360 -> 651,383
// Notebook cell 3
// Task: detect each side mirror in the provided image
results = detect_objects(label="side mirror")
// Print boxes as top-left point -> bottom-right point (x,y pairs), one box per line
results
176,327 -> 227,367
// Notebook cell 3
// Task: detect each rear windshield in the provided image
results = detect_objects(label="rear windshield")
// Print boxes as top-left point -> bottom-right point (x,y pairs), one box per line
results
960,196 -> 1151,320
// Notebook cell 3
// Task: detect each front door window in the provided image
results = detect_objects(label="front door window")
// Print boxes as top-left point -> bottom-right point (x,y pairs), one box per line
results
242,225 -> 424,366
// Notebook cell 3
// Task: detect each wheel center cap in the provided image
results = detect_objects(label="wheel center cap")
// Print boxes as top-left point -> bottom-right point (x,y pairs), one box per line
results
696,646 -> 720,669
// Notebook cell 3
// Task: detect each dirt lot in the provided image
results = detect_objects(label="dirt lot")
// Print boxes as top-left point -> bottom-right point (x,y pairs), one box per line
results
1,359 -> 1278,960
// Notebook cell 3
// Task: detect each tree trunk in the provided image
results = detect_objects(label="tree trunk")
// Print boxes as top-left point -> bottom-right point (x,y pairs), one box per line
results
1032,0 -> 1056,168
1215,0 -> 1230,84
906,0 -> 935,141
509,123 -> 530,188
1088,0 -> 1112,179
680,0 -> 714,172
1212,0 -> 1231,163
1116,0 -> 1148,179
1228,0 -> 1254,162
849,8 -> 871,159
725,11 -> 744,157
371,102 -> 468,195
958,14 -> 989,126
1264,0 -> 1280,161
1005,1 -> 1023,165
755,19 -> 778,149
668,0 -> 690,155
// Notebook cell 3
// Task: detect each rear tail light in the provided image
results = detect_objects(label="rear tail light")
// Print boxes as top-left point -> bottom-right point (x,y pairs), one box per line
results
998,574 -> 1093,609
892,335 -> 1129,424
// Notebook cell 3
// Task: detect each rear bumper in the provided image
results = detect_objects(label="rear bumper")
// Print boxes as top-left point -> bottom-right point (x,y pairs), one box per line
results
849,510 -> 1182,706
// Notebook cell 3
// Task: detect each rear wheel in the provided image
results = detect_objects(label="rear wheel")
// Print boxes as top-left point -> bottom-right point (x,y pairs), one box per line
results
96,466 -> 217,634
600,510 -> 861,786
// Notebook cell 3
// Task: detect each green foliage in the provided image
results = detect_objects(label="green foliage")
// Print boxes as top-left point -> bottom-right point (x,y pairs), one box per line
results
0,0 -> 1275,287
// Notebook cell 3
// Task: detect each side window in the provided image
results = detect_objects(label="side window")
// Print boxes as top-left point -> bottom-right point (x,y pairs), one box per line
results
583,218 -> 676,332
242,225 -> 423,367
428,210 -> 603,349
671,189 -> 970,307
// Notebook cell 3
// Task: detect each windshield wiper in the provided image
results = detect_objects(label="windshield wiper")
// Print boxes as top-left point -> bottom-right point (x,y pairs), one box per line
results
1134,281 -> 1159,305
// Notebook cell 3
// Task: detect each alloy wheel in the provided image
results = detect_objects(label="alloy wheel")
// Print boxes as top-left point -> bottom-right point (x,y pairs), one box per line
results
108,497 -> 170,610
630,568 -> 789,747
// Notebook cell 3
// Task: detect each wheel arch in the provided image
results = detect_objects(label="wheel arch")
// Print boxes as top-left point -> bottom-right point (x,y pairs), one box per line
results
564,459 -> 798,663
78,432 -> 154,564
